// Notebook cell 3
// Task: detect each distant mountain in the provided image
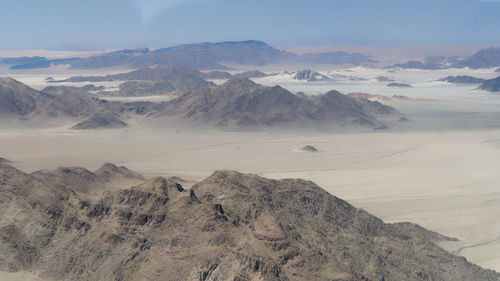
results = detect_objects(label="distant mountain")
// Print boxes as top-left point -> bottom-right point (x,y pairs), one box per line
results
0,162 -> 498,281
387,82 -> 412,88
496,67 -> 500,72
300,51 -> 376,65
0,56 -> 78,69
2,41 -> 377,70
293,70 -> 330,81
104,81 -> 175,97
0,77 -> 53,117
201,71 -> 233,79
42,84 -> 104,95
67,48 -> 151,69
51,67 -> 212,97
157,78 -> 397,128
452,47 -> 500,69
232,70 -> 271,79
478,76 -> 500,92
394,60 -> 447,70
438,75 -> 485,84
202,70 -> 272,80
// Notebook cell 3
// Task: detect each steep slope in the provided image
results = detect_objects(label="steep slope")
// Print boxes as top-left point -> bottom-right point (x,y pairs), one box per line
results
157,78 -> 397,128
0,77 -> 53,117
0,163 -> 498,281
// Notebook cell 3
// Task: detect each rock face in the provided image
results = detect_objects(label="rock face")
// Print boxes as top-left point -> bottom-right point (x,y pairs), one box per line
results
292,70 -> 330,81
0,77 -> 53,117
0,163 -> 498,281
158,78 -> 397,128
478,76 -> 500,92
71,112 -> 128,130
438,75 -> 485,84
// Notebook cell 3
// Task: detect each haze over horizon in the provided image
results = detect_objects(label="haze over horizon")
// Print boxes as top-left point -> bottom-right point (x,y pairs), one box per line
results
1,0 -> 500,51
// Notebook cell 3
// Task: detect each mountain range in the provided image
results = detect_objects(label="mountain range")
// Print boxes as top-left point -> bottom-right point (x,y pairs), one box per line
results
0,161 -> 498,280
1,41 -> 376,70
1,75 -> 400,130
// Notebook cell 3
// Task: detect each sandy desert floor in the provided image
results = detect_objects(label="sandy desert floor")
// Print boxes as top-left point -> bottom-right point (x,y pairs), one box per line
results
1,126 -> 500,271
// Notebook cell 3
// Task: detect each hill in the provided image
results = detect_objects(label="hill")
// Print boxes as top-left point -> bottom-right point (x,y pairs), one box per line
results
292,70 -> 330,81
0,77 -> 53,117
438,75 -> 485,84
478,76 -> 500,92
0,162 -> 498,281
157,78 -> 397,128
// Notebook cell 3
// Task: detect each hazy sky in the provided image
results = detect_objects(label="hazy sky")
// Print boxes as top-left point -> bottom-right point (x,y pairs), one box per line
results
1,0 -> 500,50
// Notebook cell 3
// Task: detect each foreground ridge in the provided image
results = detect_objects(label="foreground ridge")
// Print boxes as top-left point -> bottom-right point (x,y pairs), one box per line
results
0,163 -> 498,281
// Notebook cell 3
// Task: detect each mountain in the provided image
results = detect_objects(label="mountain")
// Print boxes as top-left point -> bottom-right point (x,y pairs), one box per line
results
67,48 -> 151,69
0,162 -> 498,281
452,47 -> 500,69
42,85 -> 105,95
35,91 -> 109,118
300,51 -> 376,65
52,67 -> 212,95
496,67 -> 500,72
71,112 -> 128,130
3,41 -> 375,70
157,78 -> 397,128
232,70 -> 271,79
201,71 -> 233,79
438,75 -> 485,84
387,82 -> 411,88
478,76 -> 500,92
0,77 -> 53,117
292,70 -> 330,81
393,60 -> 447,70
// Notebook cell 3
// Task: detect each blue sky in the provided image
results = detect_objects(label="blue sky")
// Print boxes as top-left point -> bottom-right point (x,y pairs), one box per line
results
0,0 -> 499,50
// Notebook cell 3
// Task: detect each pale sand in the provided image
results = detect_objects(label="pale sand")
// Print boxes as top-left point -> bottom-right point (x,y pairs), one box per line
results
1,127 -> 500,271
0,271 -> 45,281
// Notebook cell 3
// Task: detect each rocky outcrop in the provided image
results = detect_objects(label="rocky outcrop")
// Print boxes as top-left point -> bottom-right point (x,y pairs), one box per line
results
0,163 -> 498,281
